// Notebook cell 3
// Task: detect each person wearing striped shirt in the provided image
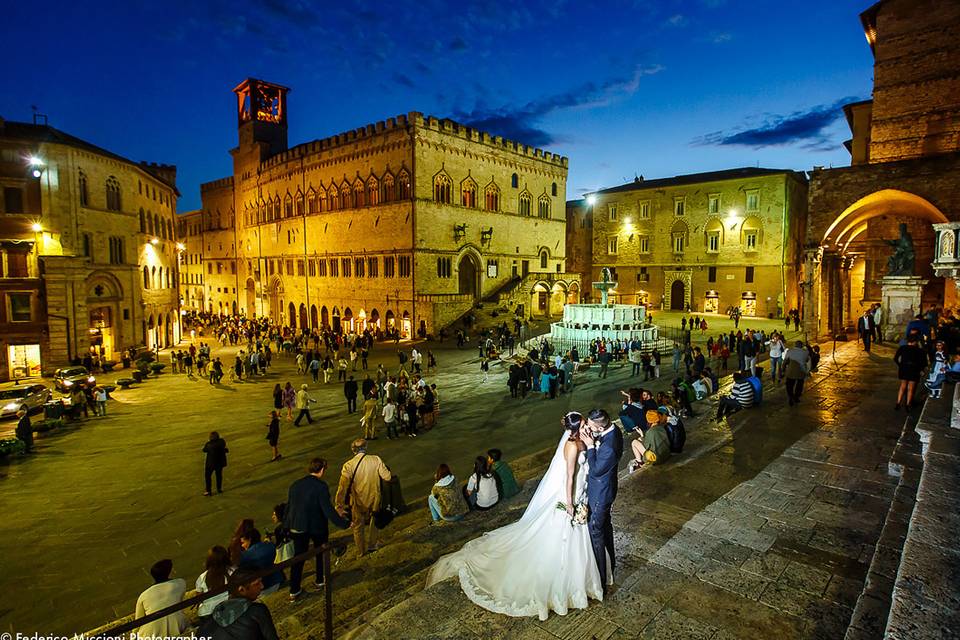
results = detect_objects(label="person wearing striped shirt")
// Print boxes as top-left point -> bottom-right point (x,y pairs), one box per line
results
715,371 -> 755,421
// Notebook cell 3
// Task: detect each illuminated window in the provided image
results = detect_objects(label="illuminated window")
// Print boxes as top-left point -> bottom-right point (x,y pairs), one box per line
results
295,191 -> 304,216
607,236 -> 618,255
518,191 -> 531,216
341,182 -> 353,209
434,173 -> 452,204
484,183 -> 500,211
382,173 -> 395,202
328,185 -> 339,211
397,170 -> 411,199
461,178 -> 477,208
367,176 -> 379,206
354,179 -> 365,207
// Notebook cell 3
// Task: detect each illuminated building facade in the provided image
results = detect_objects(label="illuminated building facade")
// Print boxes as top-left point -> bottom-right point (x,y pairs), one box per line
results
197,78 -> 574,336
0,117 -> 179,380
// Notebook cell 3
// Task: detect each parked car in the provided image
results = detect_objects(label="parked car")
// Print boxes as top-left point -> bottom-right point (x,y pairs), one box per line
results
53,367 -> 96,392
0,384 -> 53,419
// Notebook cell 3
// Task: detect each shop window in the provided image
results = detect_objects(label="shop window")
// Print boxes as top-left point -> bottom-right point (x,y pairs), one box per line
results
8,293 -> 31,322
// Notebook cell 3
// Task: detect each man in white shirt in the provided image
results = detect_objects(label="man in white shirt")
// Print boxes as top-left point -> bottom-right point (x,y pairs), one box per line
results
872,303 -> 883,344
382,398 -> 399,439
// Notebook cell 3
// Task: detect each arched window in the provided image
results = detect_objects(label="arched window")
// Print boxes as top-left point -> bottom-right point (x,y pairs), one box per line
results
382,173 -> 395,203
434,172 -> 452,204
168,219 -> 174,240
295,190 -> 304,216
354,179 -> 365,207
284,194 -> 293,218
153,214 -> 160,237
552,182 -> 558,197
461,177 -> 477,208
367,176 -> 379,206
397,170 -> 411,200
328,185 -> 339,211
518,191 -> 531,216
151,266 -> 157,289
274,196 -> 282,220
484,182 -> 500,211
160,217 -> 167,239
539,249 -> 548,269
139,208 -> 146,233
740,216 -> 764,252
670,220 -> 689,254
340,181 -> 353,209
511,173 -> 519,188
105,176 -> 122,211
307,188 -> 317,214
143,266 -> 150,289
79,171 -> 88,206
258,198 -> 266,223
538,195 -> 551,219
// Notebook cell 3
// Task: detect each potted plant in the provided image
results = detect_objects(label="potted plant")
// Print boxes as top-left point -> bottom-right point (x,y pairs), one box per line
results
122,355 -> 131,369
149,362 -> 166,375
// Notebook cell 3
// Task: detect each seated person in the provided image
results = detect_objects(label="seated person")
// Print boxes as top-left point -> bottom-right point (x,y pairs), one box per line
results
238,529 -> 283,594
429,464 -> 469,522
199,568 -> 280,640
618,388 -> 657,433
487,449 -> 521,500
715,372 -> 755,422
464,456 -> 499,510
627,410 -> 672,473
134,559 -> 188,638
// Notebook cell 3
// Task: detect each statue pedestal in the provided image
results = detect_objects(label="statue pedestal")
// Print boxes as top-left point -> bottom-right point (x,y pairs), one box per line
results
880,276 -> 927,342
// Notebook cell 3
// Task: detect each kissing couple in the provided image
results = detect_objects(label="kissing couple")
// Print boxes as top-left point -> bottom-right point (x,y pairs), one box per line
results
426,408 -> 624,620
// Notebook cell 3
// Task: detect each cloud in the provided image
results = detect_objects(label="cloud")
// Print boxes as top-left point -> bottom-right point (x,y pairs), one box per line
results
711,32 -> 732,44
693,97 -> 859,149
453,64 -> 663,145
665,14 -> 687,27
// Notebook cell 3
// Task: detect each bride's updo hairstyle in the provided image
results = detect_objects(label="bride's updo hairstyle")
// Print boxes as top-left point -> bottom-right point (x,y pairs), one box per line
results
563,412 -> 584,440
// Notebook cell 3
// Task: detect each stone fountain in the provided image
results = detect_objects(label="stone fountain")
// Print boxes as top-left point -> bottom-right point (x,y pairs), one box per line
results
548,268 -> 659,348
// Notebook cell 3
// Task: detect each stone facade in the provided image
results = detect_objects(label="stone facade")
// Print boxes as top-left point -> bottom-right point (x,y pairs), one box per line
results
0,119 -> 179,381
195,79 -> 574,337
565,199 -> 592,302
585,168 -> 807,319
804,0 -> 960,338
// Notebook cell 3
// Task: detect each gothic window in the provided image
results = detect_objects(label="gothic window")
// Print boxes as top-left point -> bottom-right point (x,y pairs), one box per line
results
105,176 -> 122,211
518,191 -> 531,216
340,181 -> 353,209
484,183 -> 500,211
397,170 -> 411,200
284,194 -> 293,218
382,173 -> 395,203
154,214 -> 160,237
143,266 -> 150,289
79,171 -> 88,206
434,172 -> 452,204
367,176 -> 380,206
539,249 -> 548,269
307,188 -> 318,214
295,190 -> 304,216
160,217 -> 167,239
354,179 -> 365,207
461,177 -> 477,208
274,196 -> 282,220
328,185 -> 339,211
139,208 -> 146,233
537,195 -> 551,219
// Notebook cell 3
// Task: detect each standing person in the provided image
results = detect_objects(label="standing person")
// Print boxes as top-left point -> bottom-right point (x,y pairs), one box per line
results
202,431 -> 229,496
580,408 -> 624,592
857,309 -> 874,353
272,383 -> 283,413
337,355 -> 348,382
382,397 -> 399,439
873,303 -> 884,344
283,458 -> 351,601
282,382 -> 296,421
294,384 -> 315,426
266,411 -> 281,461
767,333 -> 785,383
672,343 -> 681,372
783,341 -> 811,406
480,357 -> 490,383
361,394 -> 378,440
134,559 -> 187,638
598,349 -> 610,378
335,439 -> 393,558
344,375 -> 359,414
894,335 -> 928,411
15,408 -> 33,454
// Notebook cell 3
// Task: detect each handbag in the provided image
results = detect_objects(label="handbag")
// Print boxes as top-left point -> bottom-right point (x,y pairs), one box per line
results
274,540 -> 295,563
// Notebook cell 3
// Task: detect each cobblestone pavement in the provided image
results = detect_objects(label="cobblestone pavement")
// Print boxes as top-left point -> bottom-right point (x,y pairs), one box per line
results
351,341 -> 908,640
0,323 -> 739,635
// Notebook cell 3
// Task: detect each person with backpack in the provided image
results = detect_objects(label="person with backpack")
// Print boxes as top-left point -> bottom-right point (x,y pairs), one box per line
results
627,410 -> 672,473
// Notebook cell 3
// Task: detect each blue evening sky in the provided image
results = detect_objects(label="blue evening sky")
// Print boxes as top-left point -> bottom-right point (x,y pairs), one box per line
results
1,0 -> 875,210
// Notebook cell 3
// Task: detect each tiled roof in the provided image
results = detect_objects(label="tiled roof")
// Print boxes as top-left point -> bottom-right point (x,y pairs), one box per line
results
591,167 -> 805,196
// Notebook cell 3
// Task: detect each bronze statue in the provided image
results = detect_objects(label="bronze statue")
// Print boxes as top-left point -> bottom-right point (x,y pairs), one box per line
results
886,223 -> 915,276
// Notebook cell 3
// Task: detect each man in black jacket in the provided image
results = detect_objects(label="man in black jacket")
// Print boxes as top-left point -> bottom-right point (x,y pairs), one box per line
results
344,376 -> 359,414
200,567 -> 279,640
283,458 -> 350,600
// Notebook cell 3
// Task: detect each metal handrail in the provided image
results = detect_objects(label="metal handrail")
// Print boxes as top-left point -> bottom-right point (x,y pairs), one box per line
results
91,539 -> 347,640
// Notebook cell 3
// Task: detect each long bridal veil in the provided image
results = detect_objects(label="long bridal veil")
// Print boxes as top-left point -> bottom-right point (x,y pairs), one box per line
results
426,434 -> 603,620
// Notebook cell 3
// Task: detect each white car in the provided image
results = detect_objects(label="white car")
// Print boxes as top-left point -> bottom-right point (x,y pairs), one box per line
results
0,384 -> 52,419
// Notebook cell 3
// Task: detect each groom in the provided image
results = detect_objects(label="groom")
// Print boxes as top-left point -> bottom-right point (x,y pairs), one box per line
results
581,408 -> 624,592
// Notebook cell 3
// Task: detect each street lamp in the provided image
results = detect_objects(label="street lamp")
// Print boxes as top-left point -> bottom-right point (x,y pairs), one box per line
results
586,195 -> 597,207
151,237 -> 159,245
28,156 -> 44,178
31,222 -> 42,233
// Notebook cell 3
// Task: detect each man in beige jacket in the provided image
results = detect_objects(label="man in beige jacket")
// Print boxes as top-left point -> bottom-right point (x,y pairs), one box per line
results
336,438 -> 392,557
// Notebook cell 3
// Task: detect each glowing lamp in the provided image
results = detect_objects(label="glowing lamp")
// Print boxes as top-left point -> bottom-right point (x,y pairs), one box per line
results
151,237 -> 159,245
176,242 -> 186,251
586,195 -> 597,206
31,222 -> 42,232
28,156 -> 43,167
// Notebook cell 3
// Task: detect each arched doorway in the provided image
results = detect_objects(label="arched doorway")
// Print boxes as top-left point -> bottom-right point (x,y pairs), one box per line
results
332,307 -> 341,333
321,305 -> 329,328
288,302 -> 297,329
165,312 -> 174,346
268,277 -> 283,321
550,282 -> 567,316
245,278 -> 256,318
401,311 -> 411,338
298,304 -> 308,330
385,310 -> 395,332
531,282 -> 550,317
670,280 -> 686,310
343,307 -> 354,333
310,305 -> 318,329
369,308 -> 380,330
458,253 -> 480,300
357,309 -> 367,332
567,282 -> 581,304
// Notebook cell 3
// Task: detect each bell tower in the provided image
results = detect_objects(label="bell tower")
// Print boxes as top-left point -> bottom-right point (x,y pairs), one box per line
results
231,78 -> 290,174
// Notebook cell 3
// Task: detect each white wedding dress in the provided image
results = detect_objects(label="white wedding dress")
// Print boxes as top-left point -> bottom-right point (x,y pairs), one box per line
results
425,435 -> 604,620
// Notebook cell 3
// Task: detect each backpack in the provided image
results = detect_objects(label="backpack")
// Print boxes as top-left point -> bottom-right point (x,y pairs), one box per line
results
746,376 -> 762,405
665,418 -> 686,453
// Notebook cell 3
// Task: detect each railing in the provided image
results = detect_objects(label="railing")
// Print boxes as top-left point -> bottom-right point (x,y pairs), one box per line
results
91,540 -> 347,640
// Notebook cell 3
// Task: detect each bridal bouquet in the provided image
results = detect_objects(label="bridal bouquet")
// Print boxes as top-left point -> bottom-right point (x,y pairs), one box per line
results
556,502 -> 590,526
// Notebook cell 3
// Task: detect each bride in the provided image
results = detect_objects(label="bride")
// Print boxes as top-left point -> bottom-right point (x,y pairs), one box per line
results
425,412 -> 604,620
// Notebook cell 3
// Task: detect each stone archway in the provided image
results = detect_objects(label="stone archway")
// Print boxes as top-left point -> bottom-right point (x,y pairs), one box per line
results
458,253 -> 480,300
670,281 -> 686,310
288,302 -> 297,329
299,304 -> 308,330
321,305 -> 329,328
310,305 -> 318,329
664,270 -> 692,311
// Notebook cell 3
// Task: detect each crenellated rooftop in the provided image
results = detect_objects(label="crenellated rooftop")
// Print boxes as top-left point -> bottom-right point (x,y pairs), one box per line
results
200,175 -> 235,192
259,111 -> 568,171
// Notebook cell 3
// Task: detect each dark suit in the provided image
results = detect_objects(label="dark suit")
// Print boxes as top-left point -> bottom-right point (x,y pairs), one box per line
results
344,380 -> 359,413
585,427 -> 624,589
857,315 -> 873,352
283,475 -> 350,594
